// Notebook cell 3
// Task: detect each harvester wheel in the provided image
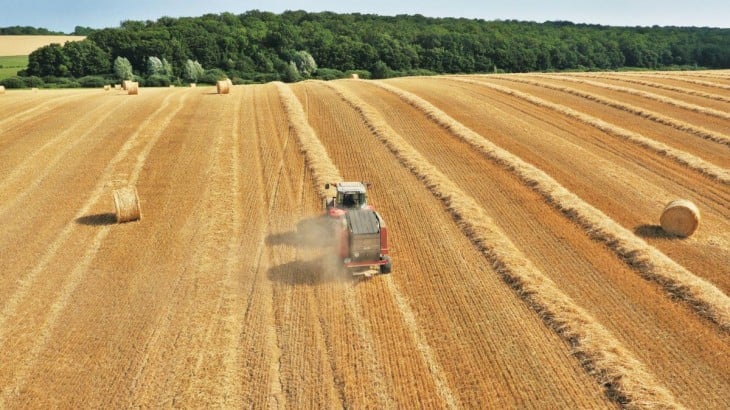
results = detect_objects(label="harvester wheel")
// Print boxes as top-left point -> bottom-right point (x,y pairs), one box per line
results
380,255 -> 392,274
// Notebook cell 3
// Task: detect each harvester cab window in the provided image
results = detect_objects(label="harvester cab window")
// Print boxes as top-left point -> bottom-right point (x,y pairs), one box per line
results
343,193 -> 356,207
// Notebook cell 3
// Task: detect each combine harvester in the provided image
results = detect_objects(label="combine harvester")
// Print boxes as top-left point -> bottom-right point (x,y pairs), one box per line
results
324,182 -> 392,277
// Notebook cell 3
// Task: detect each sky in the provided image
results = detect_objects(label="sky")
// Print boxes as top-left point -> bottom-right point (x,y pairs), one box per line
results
1,0 -> 729,33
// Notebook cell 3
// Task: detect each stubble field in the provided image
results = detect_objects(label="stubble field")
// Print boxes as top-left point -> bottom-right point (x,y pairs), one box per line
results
0,71 -> 728,408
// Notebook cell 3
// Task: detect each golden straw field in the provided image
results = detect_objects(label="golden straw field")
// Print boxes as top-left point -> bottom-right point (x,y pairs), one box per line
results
0,35 -> 85,56
0,71 -> 728,408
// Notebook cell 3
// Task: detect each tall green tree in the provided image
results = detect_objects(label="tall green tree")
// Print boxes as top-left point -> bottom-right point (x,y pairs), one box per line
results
183,59 -> 205,82
64,40 -> 109,76
114,56 -> 134,81
27,43 -> 69,76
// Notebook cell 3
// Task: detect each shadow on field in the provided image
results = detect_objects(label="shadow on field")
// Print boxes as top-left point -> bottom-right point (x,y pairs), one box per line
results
267,258 -> 352,286
76,213 -> 117,226
634,224 -> 678,239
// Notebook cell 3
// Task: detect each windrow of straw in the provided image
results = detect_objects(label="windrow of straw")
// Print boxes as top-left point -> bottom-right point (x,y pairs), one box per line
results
532,74 -> 730,122
447,77 -> 730,185
369,79 -> 730,333
580,74 -> 730,104
274,82 -> 343,197
494,75 -> 730,147
275,81 -> 458,407
324,80 -> 680,408
634,74 -> 730,91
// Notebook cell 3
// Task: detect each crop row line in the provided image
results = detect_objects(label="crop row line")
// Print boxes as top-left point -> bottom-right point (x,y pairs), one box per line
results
626,73 -> 730,91
531,74 -> 730,121
576,73 -> 730,103
449,77 -> 730,185
494,74 -> 730,147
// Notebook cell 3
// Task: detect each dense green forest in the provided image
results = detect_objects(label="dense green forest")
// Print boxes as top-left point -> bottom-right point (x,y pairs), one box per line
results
0,26 -> 65,35
4,11 -> 730,87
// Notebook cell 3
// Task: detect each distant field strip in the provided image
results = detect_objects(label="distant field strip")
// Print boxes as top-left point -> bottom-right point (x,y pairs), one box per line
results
370,79 -> 730,333
492,75 -> 730,147
580,74 -> 730,103
446,77 -> 730,185
630,73 -> 730,91
324,80 -> 681,408
532,74 -> 730,121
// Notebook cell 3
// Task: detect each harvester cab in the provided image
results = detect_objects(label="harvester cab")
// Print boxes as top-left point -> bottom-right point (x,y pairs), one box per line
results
323,182 -> 391,276
324,181 -> 372,217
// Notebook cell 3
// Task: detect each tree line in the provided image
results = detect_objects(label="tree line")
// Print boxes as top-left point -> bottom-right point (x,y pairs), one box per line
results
5,11 -> 730,87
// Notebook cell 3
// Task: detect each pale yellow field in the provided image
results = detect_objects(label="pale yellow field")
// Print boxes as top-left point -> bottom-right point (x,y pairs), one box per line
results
0,35 -> 85,56
0,71 -> 728,408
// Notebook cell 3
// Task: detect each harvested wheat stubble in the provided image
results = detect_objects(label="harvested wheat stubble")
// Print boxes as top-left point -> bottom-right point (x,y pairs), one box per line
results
446,77 -> 730,185
113,186 -> 141,223
372,79 -> 730,332
583,74 -> 730,104
495,75 -> 730,147
217,80 -> 230,95
274,82 -> 342,196
127,82 -> 139,95
661,199 -> 700,237
325,80 -> 680,408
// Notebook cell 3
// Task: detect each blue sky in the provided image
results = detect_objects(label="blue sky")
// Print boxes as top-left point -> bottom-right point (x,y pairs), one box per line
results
1,0 -> 729,33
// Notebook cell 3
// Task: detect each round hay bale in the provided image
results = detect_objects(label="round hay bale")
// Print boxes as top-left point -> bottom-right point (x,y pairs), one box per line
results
114,84 -> 121,90
127,82 -> 139,95
660,199 -> 700,237
216,80 -> 230,94
122,80 -> 132,90
190,83 -> 197,88
113,186 -> 141,223
350,73 -> 359,79
104,85 -> 111,91
31,87 -> 39,92
0,85 -> 6,94
169,84 -> 175,88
